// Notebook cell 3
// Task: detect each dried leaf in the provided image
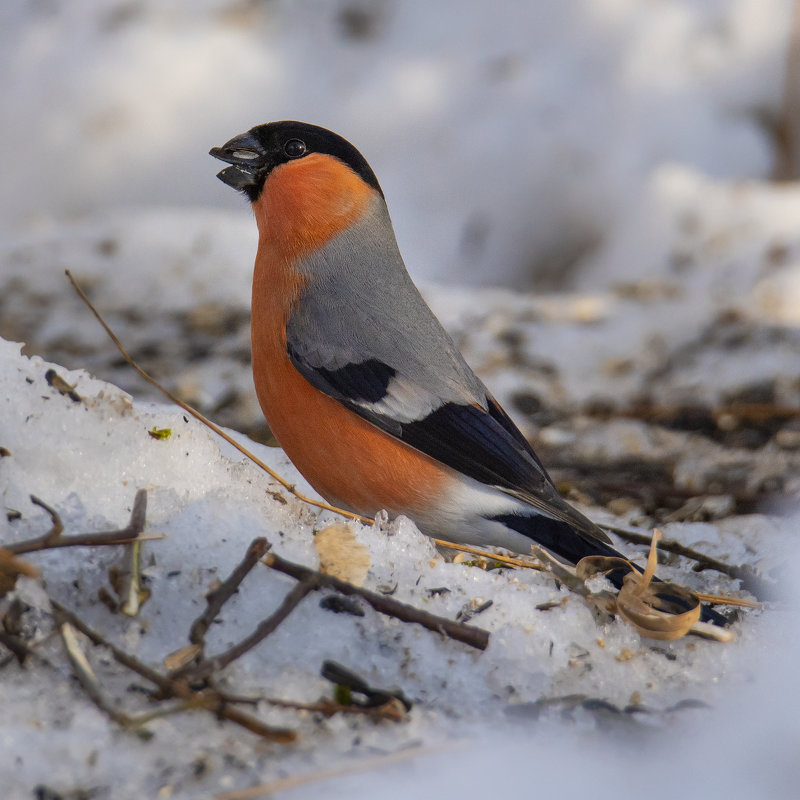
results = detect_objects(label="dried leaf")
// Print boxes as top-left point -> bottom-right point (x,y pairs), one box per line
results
314,524 -> 370,586
577,530 -> 703,641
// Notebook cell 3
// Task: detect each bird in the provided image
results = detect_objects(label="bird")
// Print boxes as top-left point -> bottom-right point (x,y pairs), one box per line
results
210,121 -> 725,626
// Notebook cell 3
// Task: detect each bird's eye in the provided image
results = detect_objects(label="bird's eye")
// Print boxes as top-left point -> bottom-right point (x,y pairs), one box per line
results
284,139 -> 307,158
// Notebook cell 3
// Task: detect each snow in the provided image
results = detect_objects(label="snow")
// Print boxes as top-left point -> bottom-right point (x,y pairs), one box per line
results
0,338 -> 794,800
0,0 -> 791,287
1,1 -> 799,798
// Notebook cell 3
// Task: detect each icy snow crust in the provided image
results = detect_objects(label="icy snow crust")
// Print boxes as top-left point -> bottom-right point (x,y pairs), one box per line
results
0,339 -> 793,800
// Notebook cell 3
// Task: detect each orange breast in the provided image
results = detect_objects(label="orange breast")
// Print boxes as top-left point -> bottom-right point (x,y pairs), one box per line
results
249,154 -> 451,516
252,342 -> 450,516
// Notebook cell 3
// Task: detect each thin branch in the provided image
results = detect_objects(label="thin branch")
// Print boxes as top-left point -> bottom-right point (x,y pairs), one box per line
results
5,490 -> 161,556
51,600 -> 296,743
60,622 -> 152,738
179,536 -> 489,686
119,539 -> 147,617
432,538 -> 545,570
66,269 -> 372,525
262,550 -> 490,651
215,705 -> 296,742
183,576 -> 320,682
30,495 -> 63,538
116,490 -> 150,617
52,600 -> 172,690
261,696 -> 406,722
190,538 -> 271,647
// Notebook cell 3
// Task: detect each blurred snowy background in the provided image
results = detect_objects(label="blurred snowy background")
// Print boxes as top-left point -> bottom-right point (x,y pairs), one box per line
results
1,1 -> 800,798
0,0 -> 794,287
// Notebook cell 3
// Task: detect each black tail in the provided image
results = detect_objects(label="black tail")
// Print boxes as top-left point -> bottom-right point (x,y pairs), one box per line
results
492,513 -> 729,627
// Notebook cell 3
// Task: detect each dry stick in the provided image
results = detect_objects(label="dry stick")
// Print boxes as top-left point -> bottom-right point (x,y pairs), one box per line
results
66,269 -> 372,526
217,704 -> 295,741
60,622 -> 151,738
213,688 -> 404,723
432,538 -> 545,571
260,696 -> 406,723
52,600 -> 179,691
120,539 -> 144,616
115,490 -> 150,617
5,490 -> 161,556
604,523 -> 775,601
51,600 -> 296,743
185,575 -> 320,682
263,550 -> 491,651
190,537 -> 271,647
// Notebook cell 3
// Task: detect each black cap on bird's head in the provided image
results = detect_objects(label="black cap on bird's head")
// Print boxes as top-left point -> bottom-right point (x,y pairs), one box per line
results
210,121 -> 383,202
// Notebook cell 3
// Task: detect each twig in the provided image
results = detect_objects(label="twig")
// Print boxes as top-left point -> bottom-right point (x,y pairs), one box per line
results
260,696 -> 406,722
4,490 -> 161,556
180,536 -> 488,686
262,550 -> 490,651
60,622 -> 152,739
603,523 -> 777,600
189,538 -> 271,647
52,601 -> 174,690
432,538 -> 545,571
120,493 -> 149,616
66,269 -> 372,525
184,575 -> 320,681
119,539 -> 146,617
217,705 -> 296,742
51,600 -> 296,743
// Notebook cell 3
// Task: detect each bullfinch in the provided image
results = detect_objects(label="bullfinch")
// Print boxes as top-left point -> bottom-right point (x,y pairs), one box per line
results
210,121 -> 725,625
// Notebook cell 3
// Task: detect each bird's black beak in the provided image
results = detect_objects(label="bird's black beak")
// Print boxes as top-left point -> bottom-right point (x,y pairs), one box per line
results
210,131 -> 268,191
